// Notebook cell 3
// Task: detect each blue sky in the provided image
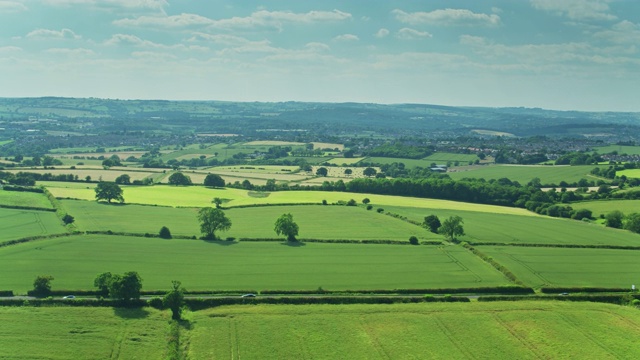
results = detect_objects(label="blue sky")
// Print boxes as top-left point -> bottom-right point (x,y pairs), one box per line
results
1,0 -> 639,111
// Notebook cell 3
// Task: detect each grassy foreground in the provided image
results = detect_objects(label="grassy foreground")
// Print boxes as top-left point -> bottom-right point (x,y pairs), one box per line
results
0,235 -> 509,293
187,301 -> 640,359
0,307 -> 168,359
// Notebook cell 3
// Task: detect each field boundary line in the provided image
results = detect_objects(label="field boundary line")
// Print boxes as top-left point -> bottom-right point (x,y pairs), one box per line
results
0,204 -> 56,212
470,242 -> 640,251
491,313 -> 544,359
358,316 -> 391,359
433,314 -> 477,359
461,243 -> 525,286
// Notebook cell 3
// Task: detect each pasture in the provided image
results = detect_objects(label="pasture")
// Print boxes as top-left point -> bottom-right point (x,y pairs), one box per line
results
365,157 -> 433,169
0,235 -> 509,293
593,145 -> 640,155
0,190 -> 53,209
242,140 -> 305,146
383,205 -> 640,246
618,169 -> 640,179
423,152 -> 479,163
6,168 -> 156,182
481,246 -> 640,288
0,307 -> 168,359
60,201 -> 436,241
0,208 -> 66,244
448,165 -> 602,185
45,185 -> 538,216
188,302 -> 640,359
326,157 -> 365,165
571,199 -> 640,217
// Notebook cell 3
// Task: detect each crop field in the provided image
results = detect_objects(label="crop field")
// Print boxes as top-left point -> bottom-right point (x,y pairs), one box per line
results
618,169 -> 640,179
448,165 -> 601,185
191,169 -> 310,182
0,208 -> 66,244
0,235 -> 509,293
365,157 -> 433,169
481,246 -> 640,288
326,157 -> 365,165
571,199 -> 640,217
61,201 -> 436,241
423,152 -> 479,163
243,140 -> 305,146
0,307 -> 168,359
0,190 -> 53,209
593,145 -> 640,155
45,185 -> 539,216
188,302 -> 640,359
471,129 -> 515,137
205,165 -> 300,173
310,165 -> 380,178
311,142 -> 344,150
6,168 -> 156,182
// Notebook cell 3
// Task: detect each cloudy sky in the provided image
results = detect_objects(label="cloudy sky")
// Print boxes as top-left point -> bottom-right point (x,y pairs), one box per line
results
1,0 -> 639,111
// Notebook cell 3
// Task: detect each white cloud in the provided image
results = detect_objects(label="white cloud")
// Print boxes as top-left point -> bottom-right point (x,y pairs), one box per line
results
26,28 -> 81,40
392,8 -> 500,27
43,0 -> 167,12
396,28 -> 432,40
114,9 -> 352,31
0,46 -> 22,53
44,48 -> 95,56
530,0 -> 616,21
333,34 -> 359,42
0,1 -> 28,12
305,42 -> 330,52
375,28 -> 389,38
594,21 -> 640,44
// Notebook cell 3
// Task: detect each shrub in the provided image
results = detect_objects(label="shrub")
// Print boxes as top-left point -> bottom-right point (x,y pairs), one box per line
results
62,214 -> 75,224
346,199 -> 357,206
159,226 -> 172,239
376,208 -> 384,213
366,205 -> 373,210
322,199 -> 327,205
148,297 -> 164,309
409,236 -> 419,245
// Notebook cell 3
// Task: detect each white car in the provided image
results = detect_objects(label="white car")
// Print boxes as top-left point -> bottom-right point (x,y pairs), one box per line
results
62,295 -> 75,299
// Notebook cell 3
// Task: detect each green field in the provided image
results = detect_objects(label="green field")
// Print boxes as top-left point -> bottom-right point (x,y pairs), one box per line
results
482,246 -> 640,288
326,157 -> 365,165
0,208 -> 66,243
0,139 -> 13,146
188,302 -> 640,359
423,152 -> 479,163
618,169 -> 640,179
0,190 -> 53,209
0,235 -> 509,293
61,201 -> 434,240
593,145 -> 640,155
365,157 -> 434,169
45,184 -> 537,216
570,199 -> 640,217
0,307 -> 168,359
448,165 -> 602,185
383,205 -> 640,246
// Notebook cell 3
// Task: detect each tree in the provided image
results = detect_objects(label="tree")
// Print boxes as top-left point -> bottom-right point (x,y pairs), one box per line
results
62,214 -> 75,224
624,213 -> 640,234
197,207 -> 232,239
32,275 -> 54,297
409,236 -> 419,245
212,197 -> 223,208
438,216 -> 465,241
423,215 -> 441,233
344,168 -> 353,175
605,210 -> 624,229
108,271 -> 142,302
95,182 -> 124,203
94,272 -> 113,297
363,167 -> 377,177
168,172 -> 192,186
274,213 -> 299,241
316,167 -> 328,177
115,174 -> 131,185
204,174 -> 225,187
163,280 -> 185,320
346,199 -> 357,206
159,226 -> 172,239
362,198 -> 370,204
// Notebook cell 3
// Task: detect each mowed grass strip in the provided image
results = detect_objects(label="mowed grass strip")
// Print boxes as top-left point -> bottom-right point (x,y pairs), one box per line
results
0,190 -> 53,209
481,246 -> 640,288
0,235 -> 509,293
188,302 -> 640,359
47,184 -> 538,217
0,208 -> 66,243
383,205 -> 640,246
0,307 -> 168,359
448,165 -> 601,185
571,199 -> 640,217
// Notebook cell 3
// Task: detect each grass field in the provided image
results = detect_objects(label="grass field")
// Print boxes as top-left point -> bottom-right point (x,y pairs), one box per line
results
46,185 -> 538,216
0,190 -> 53,209
0,307 -> 168,359
60,201 -> 437,240
326,157 -> 365,165
570,199 -> 640,217
448,165 -> 602,185
383,205 -> 640,246
423,152 -> 479,163
0,235 -> 509,293
0,208 -> 66,243
242,140 -> 305,146
618,169 -> 640,179
6,168 -> 156,182
593,145 -> 640,155
365,157 -> 434,169
481,246 -> 640,288
188,302 -> 640,359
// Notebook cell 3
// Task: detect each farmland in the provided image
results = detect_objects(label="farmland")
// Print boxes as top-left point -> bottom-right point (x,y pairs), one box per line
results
571,199 -> 640,217
0,307 -> 168,359
0,235 -> 509,293
423,152 -> 479,163
4,168 -> 157,182
0,208 -> 67,244
593,145 -> 640,155
481,246 -> 640,288
0,190 -> 53,209
448,164 -> 602,185
618,169 -> 640,178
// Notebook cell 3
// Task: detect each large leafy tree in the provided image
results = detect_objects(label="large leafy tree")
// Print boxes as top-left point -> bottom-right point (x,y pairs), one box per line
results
95,182 -> 124,203
605,210 -> 624,229
168,172 -> 192,186
163,280 -> 185,320
438,216 -> 465,241
274,213 -> 299,242
624,213 -> 640,234
108,271 -> 143,302
197,207 -> 232,240
94,272 -> 113,297
204,174 -> 225,187
32,275 -> 54,297
423,215 -> 441,233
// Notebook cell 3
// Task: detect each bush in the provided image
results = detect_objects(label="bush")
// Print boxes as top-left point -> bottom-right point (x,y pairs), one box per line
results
148,297 -> 164,309
62,214 -> 75,224
346,199 -> 357,206
409,236 -> 419,245
376,208 -> 384,213
322,199 -> 328,205
159,226 -> 172,239
366,205 -> 373,210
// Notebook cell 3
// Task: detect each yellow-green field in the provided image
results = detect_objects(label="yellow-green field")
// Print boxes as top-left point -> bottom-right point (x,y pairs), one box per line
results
0,190 -> 53,209
618,169 -> 640,179
593,145 -> 640,155
6,168 -> 156,182
0,307 -> 169,359
571,199 -> 640,217
326,157 -> 365,165
187,302 -> 640,359
242,140 -> 305,146
448,165 -> 603,185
